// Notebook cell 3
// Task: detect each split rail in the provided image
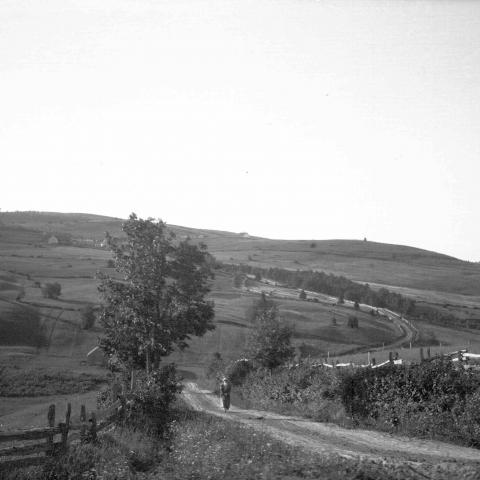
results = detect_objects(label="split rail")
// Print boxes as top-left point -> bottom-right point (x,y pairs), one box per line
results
0,397 -> 125,471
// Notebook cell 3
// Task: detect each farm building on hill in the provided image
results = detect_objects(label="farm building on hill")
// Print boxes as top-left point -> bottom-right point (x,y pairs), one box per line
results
87,346 -> 107,366
47,235 -> 59,245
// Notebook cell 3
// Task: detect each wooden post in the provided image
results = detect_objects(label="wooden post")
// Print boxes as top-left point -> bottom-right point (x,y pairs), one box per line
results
388,351 -> 393,365
80,405 -> 87,444
427,347 -> 431,359
46,404 -> 55,456
60,403 -> 71,452
89,413 -> 97,444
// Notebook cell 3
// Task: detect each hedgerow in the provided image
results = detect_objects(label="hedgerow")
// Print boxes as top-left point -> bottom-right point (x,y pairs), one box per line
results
240,359 -> 480,447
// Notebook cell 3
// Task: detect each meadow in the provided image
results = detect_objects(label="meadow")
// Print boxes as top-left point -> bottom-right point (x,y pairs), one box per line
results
1,211 -> 480,430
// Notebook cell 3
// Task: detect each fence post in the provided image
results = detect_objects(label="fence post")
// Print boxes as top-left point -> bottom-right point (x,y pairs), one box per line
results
60,403 -> 71,452
427,347 -> 431,359
388,351 -> 393,365
46,404 -> 55,456
80,405 -> 87,444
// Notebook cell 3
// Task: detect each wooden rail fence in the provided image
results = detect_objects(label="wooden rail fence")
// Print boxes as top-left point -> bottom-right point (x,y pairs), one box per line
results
0,397 -> 125,471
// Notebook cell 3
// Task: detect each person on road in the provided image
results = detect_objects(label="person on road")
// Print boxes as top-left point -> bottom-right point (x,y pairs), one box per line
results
220,376 -> 231,412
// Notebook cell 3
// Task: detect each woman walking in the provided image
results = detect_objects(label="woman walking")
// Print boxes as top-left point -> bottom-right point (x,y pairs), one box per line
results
220,377 -> 231,412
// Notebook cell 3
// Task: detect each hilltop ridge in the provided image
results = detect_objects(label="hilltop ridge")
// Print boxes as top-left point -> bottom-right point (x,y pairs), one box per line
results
1,211 -> 479,295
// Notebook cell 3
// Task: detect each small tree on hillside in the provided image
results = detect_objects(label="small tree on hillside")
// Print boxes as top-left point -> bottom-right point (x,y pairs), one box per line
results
245,307 -> 295,369
98,214 -> 215,374
245,292 -> 276,324
42,282 -> 62,299
299,289 -> 307,300
337,292 -> 345,304
354,301 -> 360,310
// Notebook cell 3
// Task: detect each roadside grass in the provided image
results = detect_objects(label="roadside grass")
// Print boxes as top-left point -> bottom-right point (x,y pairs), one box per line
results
0,366 -> 106,397
5,399 -> 478,480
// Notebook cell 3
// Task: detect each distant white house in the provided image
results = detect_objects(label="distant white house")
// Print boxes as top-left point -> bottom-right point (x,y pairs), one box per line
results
239,232 -> 250,238
47,235 -> 59,245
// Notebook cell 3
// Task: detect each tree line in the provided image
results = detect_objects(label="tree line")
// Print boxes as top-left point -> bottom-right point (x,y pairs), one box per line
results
223,263 -> 479,330
224,263 -> 415,314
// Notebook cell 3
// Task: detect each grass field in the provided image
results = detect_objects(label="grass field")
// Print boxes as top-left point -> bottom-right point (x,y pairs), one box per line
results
1,211 -> 480,429
2,211 -> 480,296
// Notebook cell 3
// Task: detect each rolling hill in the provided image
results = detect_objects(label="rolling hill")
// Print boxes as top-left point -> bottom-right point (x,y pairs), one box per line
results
1,210 -> 480,429
2,211 -> 480,296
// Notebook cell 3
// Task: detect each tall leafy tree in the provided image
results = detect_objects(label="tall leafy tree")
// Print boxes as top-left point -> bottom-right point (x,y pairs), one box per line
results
98,214 -> 215,373
245,307 -> 295,369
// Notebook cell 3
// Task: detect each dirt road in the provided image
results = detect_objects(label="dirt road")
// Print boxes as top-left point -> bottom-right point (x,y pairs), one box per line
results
183,382 -> 480,476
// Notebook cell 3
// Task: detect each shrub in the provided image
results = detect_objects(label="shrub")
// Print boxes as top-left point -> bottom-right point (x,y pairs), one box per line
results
241,364 -> 345,422
457,388 -> 480,447
106,259 -> 115,268
226,358 -> 255,386
126,364 -> 182,436
339,359 -> 480,443
299,289 -> 307,300
41,282 -> 61,299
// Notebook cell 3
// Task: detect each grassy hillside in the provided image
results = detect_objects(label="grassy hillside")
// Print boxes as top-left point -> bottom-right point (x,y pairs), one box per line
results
1,210 -> 480,429
2,211 -> 479,296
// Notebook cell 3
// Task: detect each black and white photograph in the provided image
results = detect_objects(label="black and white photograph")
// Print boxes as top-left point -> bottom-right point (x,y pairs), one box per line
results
1,0 -> 480,478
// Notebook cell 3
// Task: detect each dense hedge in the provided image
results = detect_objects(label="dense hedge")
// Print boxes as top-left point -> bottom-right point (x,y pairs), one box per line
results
240,360 -> 480,447
340,360 -> 480,444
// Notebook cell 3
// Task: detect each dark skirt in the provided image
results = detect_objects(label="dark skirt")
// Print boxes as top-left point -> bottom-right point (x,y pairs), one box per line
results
222,393 -> 231,410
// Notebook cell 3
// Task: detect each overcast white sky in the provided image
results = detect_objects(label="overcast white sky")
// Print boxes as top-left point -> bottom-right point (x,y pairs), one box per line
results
1,0 -> 479,260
